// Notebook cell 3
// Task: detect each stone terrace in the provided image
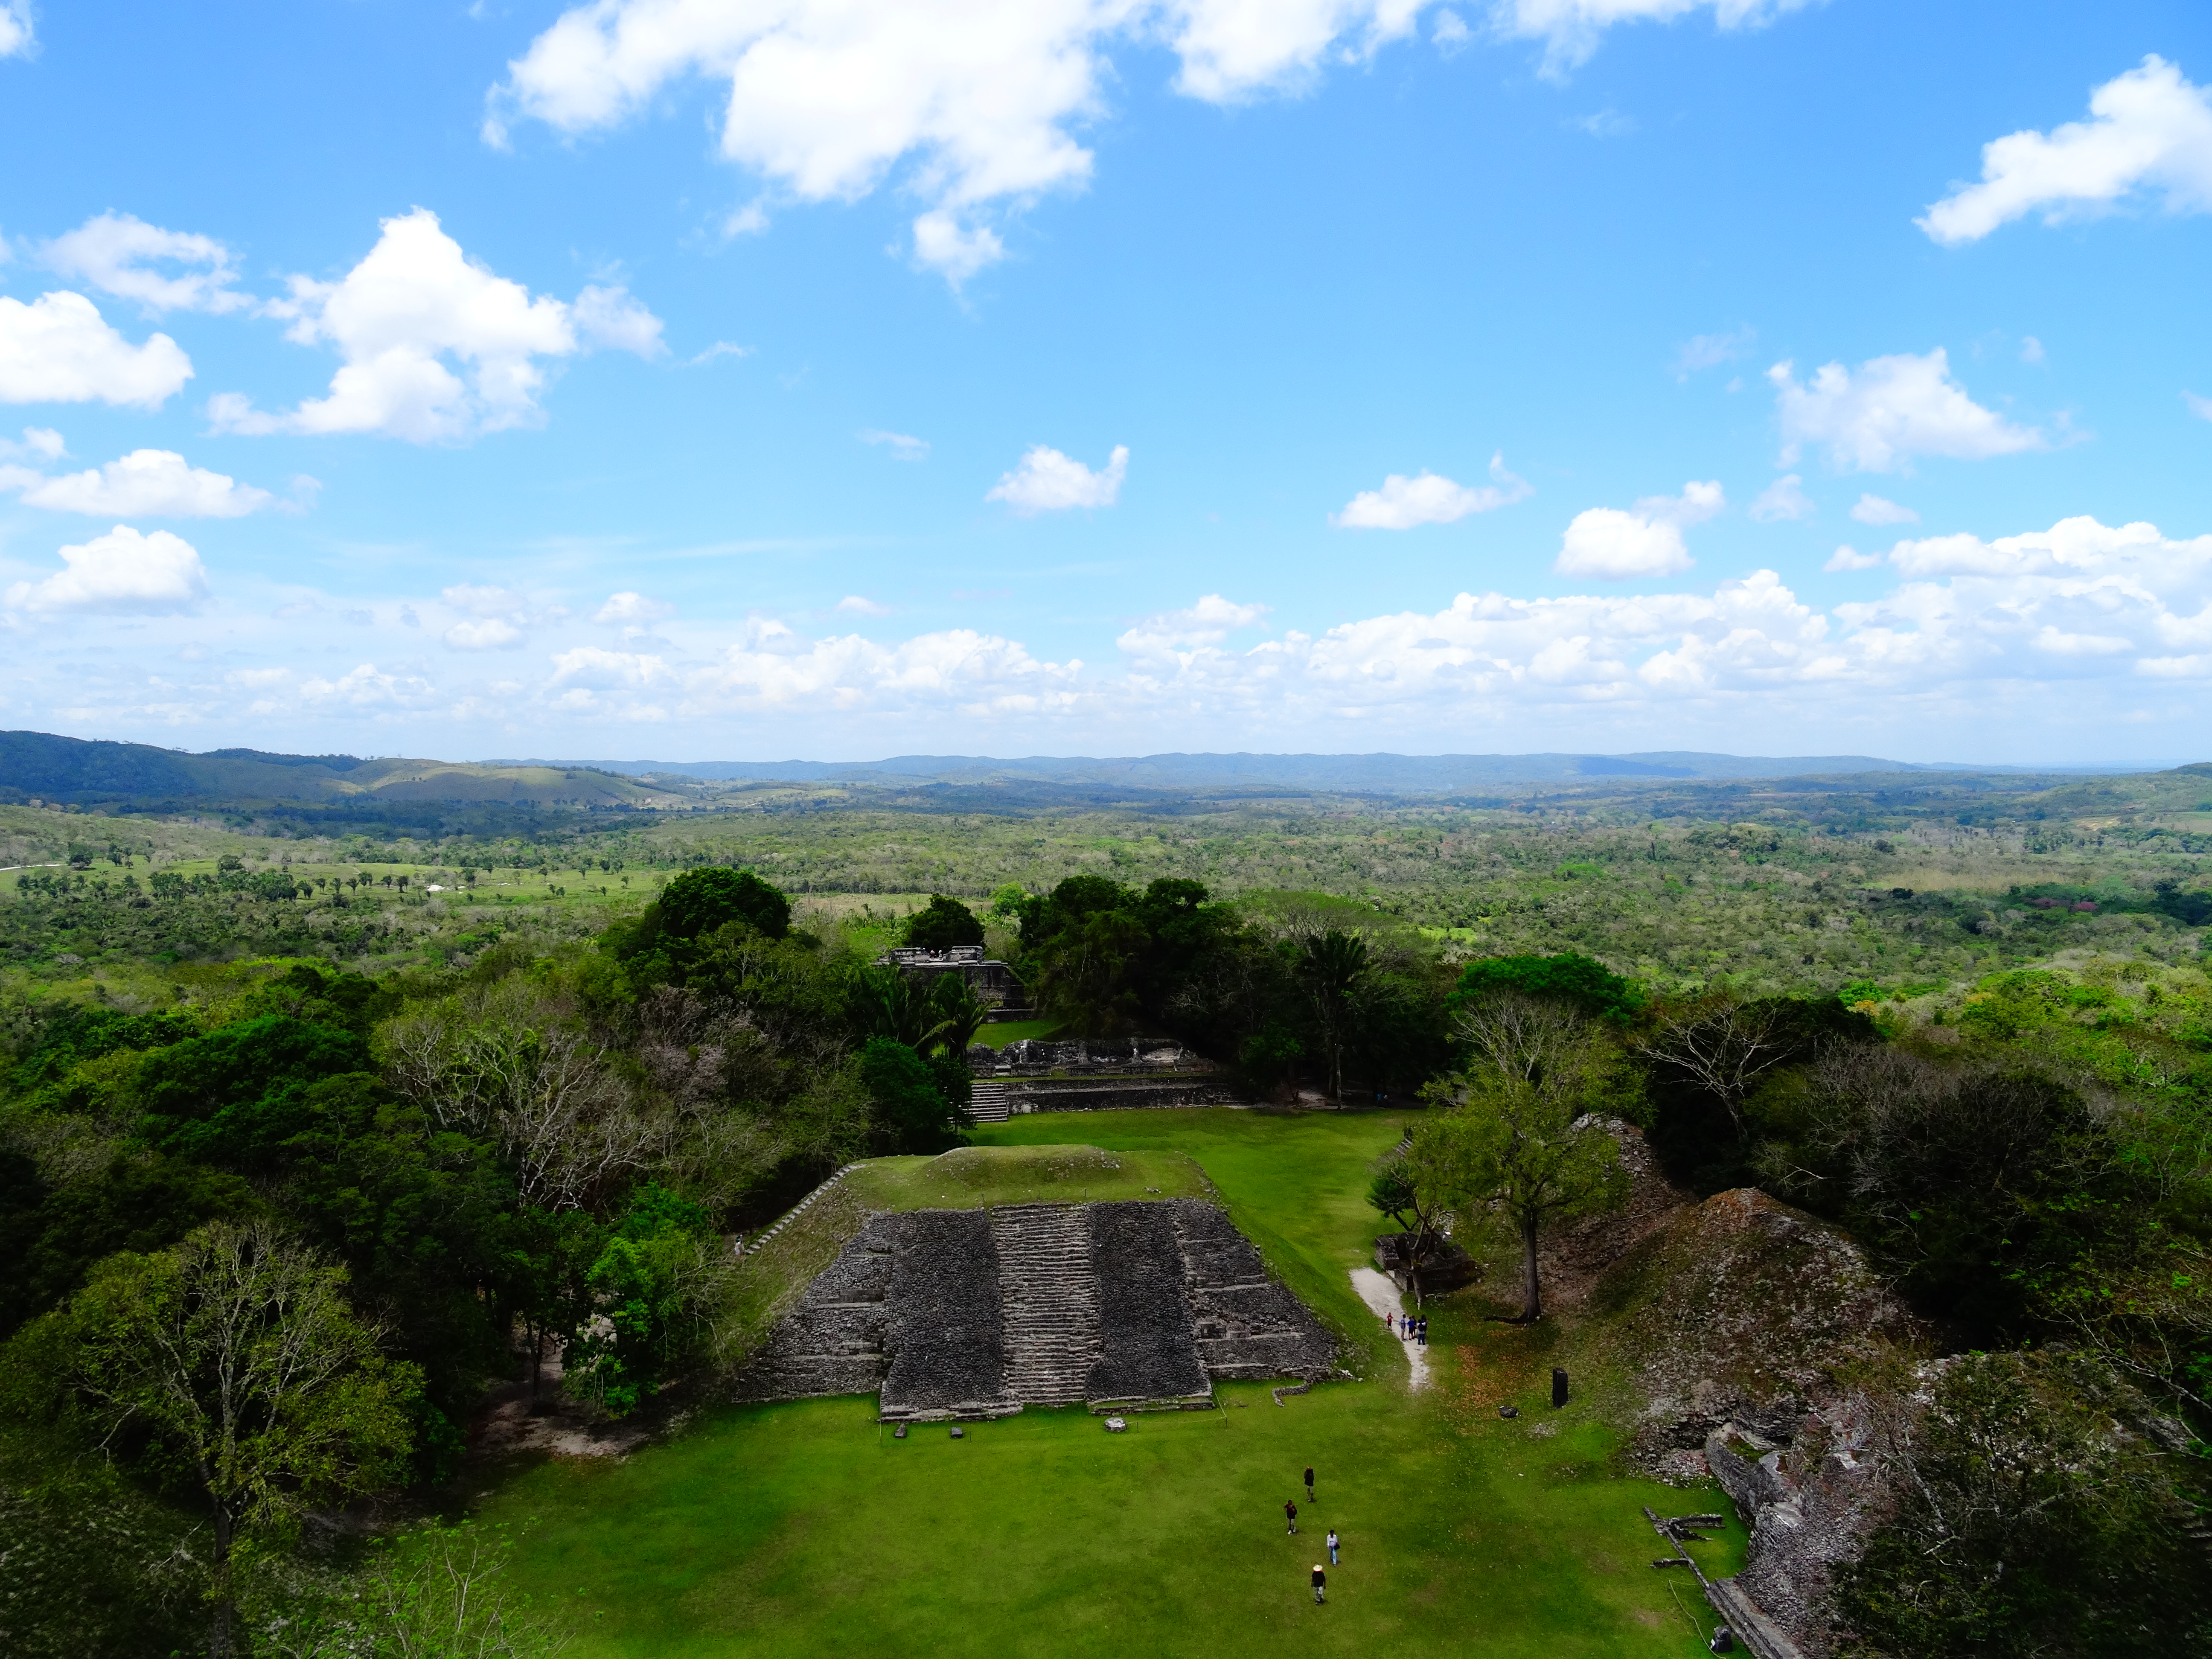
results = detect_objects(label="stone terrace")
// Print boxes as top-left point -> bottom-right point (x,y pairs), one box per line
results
736,1196 -> 1335,1420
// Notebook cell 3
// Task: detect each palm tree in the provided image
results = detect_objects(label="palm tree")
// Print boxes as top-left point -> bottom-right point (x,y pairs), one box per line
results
1301,929 -> 1369,1103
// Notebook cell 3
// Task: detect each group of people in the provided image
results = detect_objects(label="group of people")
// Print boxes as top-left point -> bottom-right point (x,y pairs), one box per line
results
1286,1466 -> 1341,1604
1385,1310 -> 1428,1346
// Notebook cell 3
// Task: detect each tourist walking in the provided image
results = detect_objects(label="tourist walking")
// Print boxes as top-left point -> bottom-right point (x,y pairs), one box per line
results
1417,1317 -> 1429,1346
1327,1528 -> 1340,1566
1304,1465 -> 1315,1502
1312,1564 -> 1326,1605
1284,1498 -> 1299,1534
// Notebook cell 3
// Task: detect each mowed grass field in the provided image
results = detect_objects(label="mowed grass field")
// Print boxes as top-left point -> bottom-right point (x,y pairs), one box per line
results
475,1109 -> 1746,1656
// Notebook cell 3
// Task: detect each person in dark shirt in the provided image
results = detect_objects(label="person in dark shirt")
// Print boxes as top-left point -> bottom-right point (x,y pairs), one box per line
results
1284,1498 -> 1298,1534
1304,1465 -> 1315,1501
1311,1564 -> 1327,1604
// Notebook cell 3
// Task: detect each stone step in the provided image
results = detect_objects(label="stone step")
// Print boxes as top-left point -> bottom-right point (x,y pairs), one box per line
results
990,1203 -> 1103,1406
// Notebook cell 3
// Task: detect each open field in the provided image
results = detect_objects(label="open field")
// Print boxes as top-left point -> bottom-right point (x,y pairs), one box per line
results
473,1108 -> 1747,1656
843,1144 -> 1213,1209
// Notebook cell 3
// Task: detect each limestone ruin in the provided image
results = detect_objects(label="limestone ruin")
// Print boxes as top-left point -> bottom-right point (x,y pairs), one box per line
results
735,1197 -> 1336,1419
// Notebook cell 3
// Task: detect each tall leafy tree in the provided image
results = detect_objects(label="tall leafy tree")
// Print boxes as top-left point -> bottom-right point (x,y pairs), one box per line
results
44,1221 -> 419,1657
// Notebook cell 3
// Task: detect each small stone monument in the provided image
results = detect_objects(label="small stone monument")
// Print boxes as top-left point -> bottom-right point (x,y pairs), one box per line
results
892,1423 -> 908,1439
1552,1367 -> 1569,1408
949,1425 -> 964,1439
1103,1416 -> 1129,1433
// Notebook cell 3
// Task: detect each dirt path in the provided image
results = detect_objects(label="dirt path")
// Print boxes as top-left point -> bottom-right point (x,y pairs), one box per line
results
1348,1267 -> 1429,1392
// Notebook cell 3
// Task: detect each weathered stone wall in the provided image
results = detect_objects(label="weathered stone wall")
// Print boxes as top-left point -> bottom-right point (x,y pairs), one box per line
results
879,1211 -> 1015,1420
733,1196 -> 1336,1417
731,1213 -> 895,1403
1170,1200 -> 1339,1381
1086,1202 -> 1211,1406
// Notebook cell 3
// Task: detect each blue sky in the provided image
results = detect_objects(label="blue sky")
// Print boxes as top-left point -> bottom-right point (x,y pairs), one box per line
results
1,0 -> 2209,764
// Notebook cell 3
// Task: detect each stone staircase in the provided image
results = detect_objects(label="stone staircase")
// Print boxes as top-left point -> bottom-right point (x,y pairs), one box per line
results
990,1204 -> 1102,1406
969,1078 -> 1014,1123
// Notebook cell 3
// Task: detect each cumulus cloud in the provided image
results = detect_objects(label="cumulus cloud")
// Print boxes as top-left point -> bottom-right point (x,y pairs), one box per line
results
3,525 -> 211,615
1850,493 -> 1919,526
1920,57 -> 2212,245
486,0 -> 1436,283
860,428 -> 930,461
1770,349 -> 2043,473
1332,452 -> 1533,529
0,426 -> 65,463
0,291 -> 194,408
1824,544 -> 1884,572
679,618 -> 1083,717
1748,474 -> 1813,522
987,442 -> 1127,512
299,663 -> 438,707
0,1 -> 31,58
40,213 -> 252,314
1554,480 -> 1723,579
836,595 -> 892,616
594,590 -> 675,625
9,449 -> 276,517
443,618 -> 525,651
1493,0 -> 1819,77
1116,593 -> 1269,658
207,209 -> 663,442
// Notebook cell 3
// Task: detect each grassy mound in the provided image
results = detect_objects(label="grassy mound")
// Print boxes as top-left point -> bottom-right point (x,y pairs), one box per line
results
844,1143 -> 1209,1211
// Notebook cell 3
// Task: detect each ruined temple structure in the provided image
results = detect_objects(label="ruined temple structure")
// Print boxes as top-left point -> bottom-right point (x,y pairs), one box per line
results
734,1199 -> 1338,1420
963,1038 -> 1244,1119
881,945 -> 1031,1020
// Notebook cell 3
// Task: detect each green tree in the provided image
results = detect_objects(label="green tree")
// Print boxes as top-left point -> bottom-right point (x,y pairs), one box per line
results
1299,929 -> 1369,1102
44,1220 -> 420,1657
858,1036 -> 967,1153
1415,1012 -> 1627,1321
1448,952 -> 1641,1025
903,894 -> 984,951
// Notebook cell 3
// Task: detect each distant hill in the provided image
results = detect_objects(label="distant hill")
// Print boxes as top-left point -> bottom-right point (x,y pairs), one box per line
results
499,749 -> 1941,791
0,731 -> 693,809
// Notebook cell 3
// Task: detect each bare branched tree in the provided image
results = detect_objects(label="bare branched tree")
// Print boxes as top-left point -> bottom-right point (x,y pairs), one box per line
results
1635,995 -> 1795,1134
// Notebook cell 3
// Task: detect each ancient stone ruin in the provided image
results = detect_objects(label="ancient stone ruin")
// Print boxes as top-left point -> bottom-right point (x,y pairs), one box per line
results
735,1197 -> 1336,1419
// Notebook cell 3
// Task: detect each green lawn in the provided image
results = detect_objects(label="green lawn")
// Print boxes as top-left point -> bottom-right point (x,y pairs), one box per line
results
476,1109 -> 1746,1656
843,1144 -> 1212,1210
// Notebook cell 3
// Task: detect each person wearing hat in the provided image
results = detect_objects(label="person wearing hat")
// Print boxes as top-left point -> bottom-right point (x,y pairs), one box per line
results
1311,1563 -> 1326,1605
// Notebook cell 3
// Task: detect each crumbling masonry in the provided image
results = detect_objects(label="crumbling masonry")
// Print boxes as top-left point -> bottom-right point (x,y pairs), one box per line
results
734,1198 -> 1337,1418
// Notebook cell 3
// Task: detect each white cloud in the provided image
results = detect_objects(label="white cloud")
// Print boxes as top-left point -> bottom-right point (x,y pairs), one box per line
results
1567,108 -> 1636,137
487,0 -> 1438,283
2020,335 -> 2046,365
1674,325 -> 1755,379
1332,451 -> 1532,529
0,1 -> 32,58
1919,57 -> 2212,245
208,209 -> 662,442
837,595 -> 893,616
0,291 -> 194,408
443,617 -> 526,651
2186,391 -> 2212,422
987,442 -> 1127,512
551,645 -> 677,689
299,663 -> 438,707
0,426 -> 65,463
9,449 -> 276,517
686,341 -> 752,366
1747,473 -> 1813,523
1824,544 -> 1884,572
1850,493 -> 1918,527
678,617 -> 1083,716
3,526 -> 211,615
443,583 -> 532,617
1117,593 -> 1269,658
39,213 -> 251,314
594,590 -> 675,625
1769,349 -> 2043,473
1433,8 -> 1471,50
1554,480 -> 1722,579
860,428 -> 930,461
572,283 -> 668,357
1493,0 -> 1818,77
